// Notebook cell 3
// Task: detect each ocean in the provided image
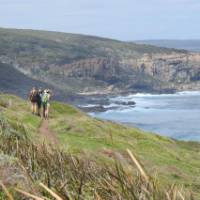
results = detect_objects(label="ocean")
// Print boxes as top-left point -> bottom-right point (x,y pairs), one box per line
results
90,91 -> 200,141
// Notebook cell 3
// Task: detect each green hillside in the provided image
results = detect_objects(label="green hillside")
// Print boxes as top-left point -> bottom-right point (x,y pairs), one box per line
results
0,28 -> 182,62
0,94 -> 200,199
0,62 -> 86,103
0,27 -> 190,97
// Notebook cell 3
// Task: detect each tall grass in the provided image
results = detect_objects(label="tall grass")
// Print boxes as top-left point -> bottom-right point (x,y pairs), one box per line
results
0,115 -> 193,199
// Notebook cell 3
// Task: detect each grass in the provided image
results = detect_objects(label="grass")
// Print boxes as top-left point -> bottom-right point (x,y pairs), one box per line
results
0,94 -> 200,199
0,27 -> 188,96
0,94 -> 41,136
0,117 -> 193,199
0,27 -> 184,62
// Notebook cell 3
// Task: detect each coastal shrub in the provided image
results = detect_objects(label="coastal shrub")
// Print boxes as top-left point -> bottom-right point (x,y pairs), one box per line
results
0,117 -> 192,199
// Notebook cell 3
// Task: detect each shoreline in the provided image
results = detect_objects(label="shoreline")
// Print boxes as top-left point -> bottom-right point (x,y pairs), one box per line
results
78,90 -> 200,113
88,91 -> 200,141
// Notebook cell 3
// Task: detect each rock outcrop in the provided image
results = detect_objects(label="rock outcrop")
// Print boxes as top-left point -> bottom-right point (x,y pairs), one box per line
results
1,28 -> 200,95
42,52 -> 200,93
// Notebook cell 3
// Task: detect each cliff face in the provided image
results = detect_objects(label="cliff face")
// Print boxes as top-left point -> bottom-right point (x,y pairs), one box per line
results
123,52 -> 200,91
1,28 -> 200,95
41,52 -> 200,93
1,51 -> 200,94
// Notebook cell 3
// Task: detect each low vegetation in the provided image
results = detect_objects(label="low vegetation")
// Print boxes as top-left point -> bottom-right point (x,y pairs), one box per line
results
0,28 -> 183,64
0,28 -> 188,97
0,94 -> 200,199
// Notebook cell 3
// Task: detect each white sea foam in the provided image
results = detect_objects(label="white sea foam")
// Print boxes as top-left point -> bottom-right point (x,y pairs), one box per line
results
103,103 -> 118,108
111,91 -> 200,102
79,104 -> 99,108
177,91 -> 200,95
92,91 -> 200,141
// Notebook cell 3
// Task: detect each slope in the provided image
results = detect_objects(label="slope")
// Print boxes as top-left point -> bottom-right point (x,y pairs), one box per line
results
0,62 -> 54,97
0,62 -> 87,103
2,28 -> 200,95
0,94 -> 200,198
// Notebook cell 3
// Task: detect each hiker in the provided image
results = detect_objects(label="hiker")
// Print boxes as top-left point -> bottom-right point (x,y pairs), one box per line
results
42,89 -> 52,119
29,87 -> 38,115
37,88 -> 43,116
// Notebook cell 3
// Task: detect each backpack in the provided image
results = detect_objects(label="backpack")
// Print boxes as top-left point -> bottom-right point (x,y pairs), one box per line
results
30,90 -> 38,102
42,93 -> 49,105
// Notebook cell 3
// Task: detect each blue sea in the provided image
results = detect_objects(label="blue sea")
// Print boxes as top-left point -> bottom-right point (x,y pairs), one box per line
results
90,91 -> 200,141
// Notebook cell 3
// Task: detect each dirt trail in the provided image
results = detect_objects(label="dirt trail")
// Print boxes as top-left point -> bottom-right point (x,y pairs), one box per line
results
39,120 -> 59,145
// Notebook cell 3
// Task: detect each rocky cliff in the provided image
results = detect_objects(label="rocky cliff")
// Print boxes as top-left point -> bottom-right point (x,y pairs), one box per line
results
1,28 -> 200,96
27,52 -> 200,94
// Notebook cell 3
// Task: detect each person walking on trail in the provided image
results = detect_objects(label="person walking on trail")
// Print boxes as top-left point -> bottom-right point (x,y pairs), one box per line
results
29,87 -> 38,115
42,89 -> 52,120
37,88 -> 43,116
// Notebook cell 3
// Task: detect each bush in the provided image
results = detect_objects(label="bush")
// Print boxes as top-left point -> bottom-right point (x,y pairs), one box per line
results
0,115 -> 192,199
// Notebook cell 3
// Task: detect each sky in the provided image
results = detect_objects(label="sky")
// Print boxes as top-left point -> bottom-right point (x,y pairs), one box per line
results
0,0 -> 200,40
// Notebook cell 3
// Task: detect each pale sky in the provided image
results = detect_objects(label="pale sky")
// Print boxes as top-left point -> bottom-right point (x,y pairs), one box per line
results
0,0 -> 200,40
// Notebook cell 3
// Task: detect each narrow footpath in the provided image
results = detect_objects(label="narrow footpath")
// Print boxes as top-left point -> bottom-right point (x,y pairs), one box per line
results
39,120 -> 59,145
